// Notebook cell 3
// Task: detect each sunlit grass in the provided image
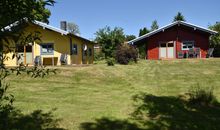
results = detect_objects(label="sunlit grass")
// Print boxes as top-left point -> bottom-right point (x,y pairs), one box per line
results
7,59 -> 220,129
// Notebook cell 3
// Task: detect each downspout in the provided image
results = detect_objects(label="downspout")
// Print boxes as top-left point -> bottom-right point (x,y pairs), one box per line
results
69,36 -> 72,65
176,23 -> 179,58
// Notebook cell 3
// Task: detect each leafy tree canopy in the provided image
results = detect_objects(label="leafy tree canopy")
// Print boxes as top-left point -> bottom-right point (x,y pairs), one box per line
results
125,35 -> 136,41
95,26 -> 125,58
173,12 -> 186,22
0,0 -> 55,29
209,22 -> 220,47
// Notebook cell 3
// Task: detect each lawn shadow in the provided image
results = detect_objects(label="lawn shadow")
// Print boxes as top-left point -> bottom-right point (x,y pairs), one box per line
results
80,117 -> 142,130
132,93 -> 220,130
0,107 -> 65,130
80,93 -> 220,130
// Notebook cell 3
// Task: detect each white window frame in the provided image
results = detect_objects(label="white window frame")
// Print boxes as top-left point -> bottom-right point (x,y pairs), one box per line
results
182,41 -> 194,50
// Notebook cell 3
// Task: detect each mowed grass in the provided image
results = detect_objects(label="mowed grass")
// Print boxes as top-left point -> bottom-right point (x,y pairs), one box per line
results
6,59 -> 220,129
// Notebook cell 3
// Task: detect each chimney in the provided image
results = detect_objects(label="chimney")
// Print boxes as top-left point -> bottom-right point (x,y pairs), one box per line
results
60,21 -> 67,31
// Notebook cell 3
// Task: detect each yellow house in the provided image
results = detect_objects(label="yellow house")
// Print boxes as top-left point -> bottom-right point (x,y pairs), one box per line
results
3,21 -> 94,66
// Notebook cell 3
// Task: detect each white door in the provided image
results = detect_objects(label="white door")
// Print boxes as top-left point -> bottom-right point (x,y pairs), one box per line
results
160,42 -> 174,59
167,43 -> 174,58
160,43 -> 167,58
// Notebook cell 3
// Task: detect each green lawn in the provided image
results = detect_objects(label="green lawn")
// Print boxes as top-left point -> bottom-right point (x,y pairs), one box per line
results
7,59 -> 220,130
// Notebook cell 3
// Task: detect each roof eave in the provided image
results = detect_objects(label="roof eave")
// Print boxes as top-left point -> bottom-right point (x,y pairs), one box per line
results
128,21 -> 218,44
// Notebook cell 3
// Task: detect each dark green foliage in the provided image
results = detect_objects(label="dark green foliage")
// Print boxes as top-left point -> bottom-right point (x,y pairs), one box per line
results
80,118 -> 142,130
139,27 -> 150,37
209,22 -> 220,49
0,107 -> 65,130
106,57 -> 115,66
173,12 -> 186,22
188,85 -> 217,106
94,51 -> 105,61
125,35 -> 136,41
0,0 -> 55,28
115,44 -> 138,65
95,26 -> 125,58
137,43 -> 147,59
209,22 -> 220,58
151,20 -> 159,31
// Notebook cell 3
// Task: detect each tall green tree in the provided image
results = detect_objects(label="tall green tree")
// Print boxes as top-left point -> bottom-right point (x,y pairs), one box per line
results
151,20 -> 159,31
209,22 -> 220,47
95,26 -> 125,58
125,35 -> 136,41
173,12 -> 186,22
139,27 -> 150,36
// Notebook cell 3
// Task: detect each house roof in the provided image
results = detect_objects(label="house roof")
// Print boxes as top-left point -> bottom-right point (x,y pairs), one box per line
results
34,21 -> 95,44
2,20 -> 94,44
128,21 -> 218,44
34,21 -> 69,35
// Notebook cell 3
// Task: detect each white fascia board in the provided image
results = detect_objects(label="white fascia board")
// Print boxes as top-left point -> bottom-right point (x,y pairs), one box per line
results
128,21 -> 218,44
34,21 -> 69,35
128,22 -> 178,44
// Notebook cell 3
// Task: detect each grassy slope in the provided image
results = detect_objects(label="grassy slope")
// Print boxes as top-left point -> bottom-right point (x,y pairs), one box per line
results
7,59 -> 220,129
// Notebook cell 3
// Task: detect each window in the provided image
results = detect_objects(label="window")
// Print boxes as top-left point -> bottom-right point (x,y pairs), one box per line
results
182,41 -> 194,50
72,44 -> 78,55
88,48 -> 92,56
41,44 -> 54,55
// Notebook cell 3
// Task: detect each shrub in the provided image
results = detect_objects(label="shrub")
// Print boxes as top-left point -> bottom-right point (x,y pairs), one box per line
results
94,51 -> 105,61
188,85 -> 217,106
106,58 -> 115,66
115,44 -> 138,65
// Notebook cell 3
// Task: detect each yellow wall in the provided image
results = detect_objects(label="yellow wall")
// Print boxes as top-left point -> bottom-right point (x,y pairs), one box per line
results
3,23 -> 94,66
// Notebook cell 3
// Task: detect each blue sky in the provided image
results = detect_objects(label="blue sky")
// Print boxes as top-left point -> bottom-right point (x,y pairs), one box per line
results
48,0 -> 220,40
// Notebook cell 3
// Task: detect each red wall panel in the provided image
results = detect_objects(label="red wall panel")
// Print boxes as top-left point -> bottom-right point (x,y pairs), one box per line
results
145,25 -> 210,59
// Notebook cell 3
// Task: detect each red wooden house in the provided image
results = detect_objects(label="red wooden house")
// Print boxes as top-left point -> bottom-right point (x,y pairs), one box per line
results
128,21 -> 217,60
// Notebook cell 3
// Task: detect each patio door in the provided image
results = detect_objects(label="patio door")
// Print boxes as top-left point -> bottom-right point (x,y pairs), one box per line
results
167,43 -> 174,58
17,45 -> 33,65
159,42 -> 174,59
160,43 -> 167,58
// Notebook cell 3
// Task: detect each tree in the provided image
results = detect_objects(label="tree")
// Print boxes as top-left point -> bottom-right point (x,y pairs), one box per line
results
209,22 -> 220,57
151,20 -> 159,31
173,12 -> 186,22
67,22 -> 80,35
95,26 -> 125,58
0,0 -> 58,129
0,0 -> 55,28
209,22 -> 220,47
138,27 -> 150,59
125,35 -> 136,41
139,27 -> 150,36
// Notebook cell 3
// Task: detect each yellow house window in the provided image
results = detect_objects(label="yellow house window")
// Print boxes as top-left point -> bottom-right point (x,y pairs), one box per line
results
41,43 -> 54,55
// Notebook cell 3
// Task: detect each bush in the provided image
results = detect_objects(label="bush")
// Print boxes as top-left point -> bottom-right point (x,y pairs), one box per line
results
115,44 -> 138,65
188,85 -> 217,106
94,51 -> 105,61
106,58 -> 115,66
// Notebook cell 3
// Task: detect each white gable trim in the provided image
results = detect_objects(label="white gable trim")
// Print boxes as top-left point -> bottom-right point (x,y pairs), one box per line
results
128,21 -> 218,44
34,21 -> 69,35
